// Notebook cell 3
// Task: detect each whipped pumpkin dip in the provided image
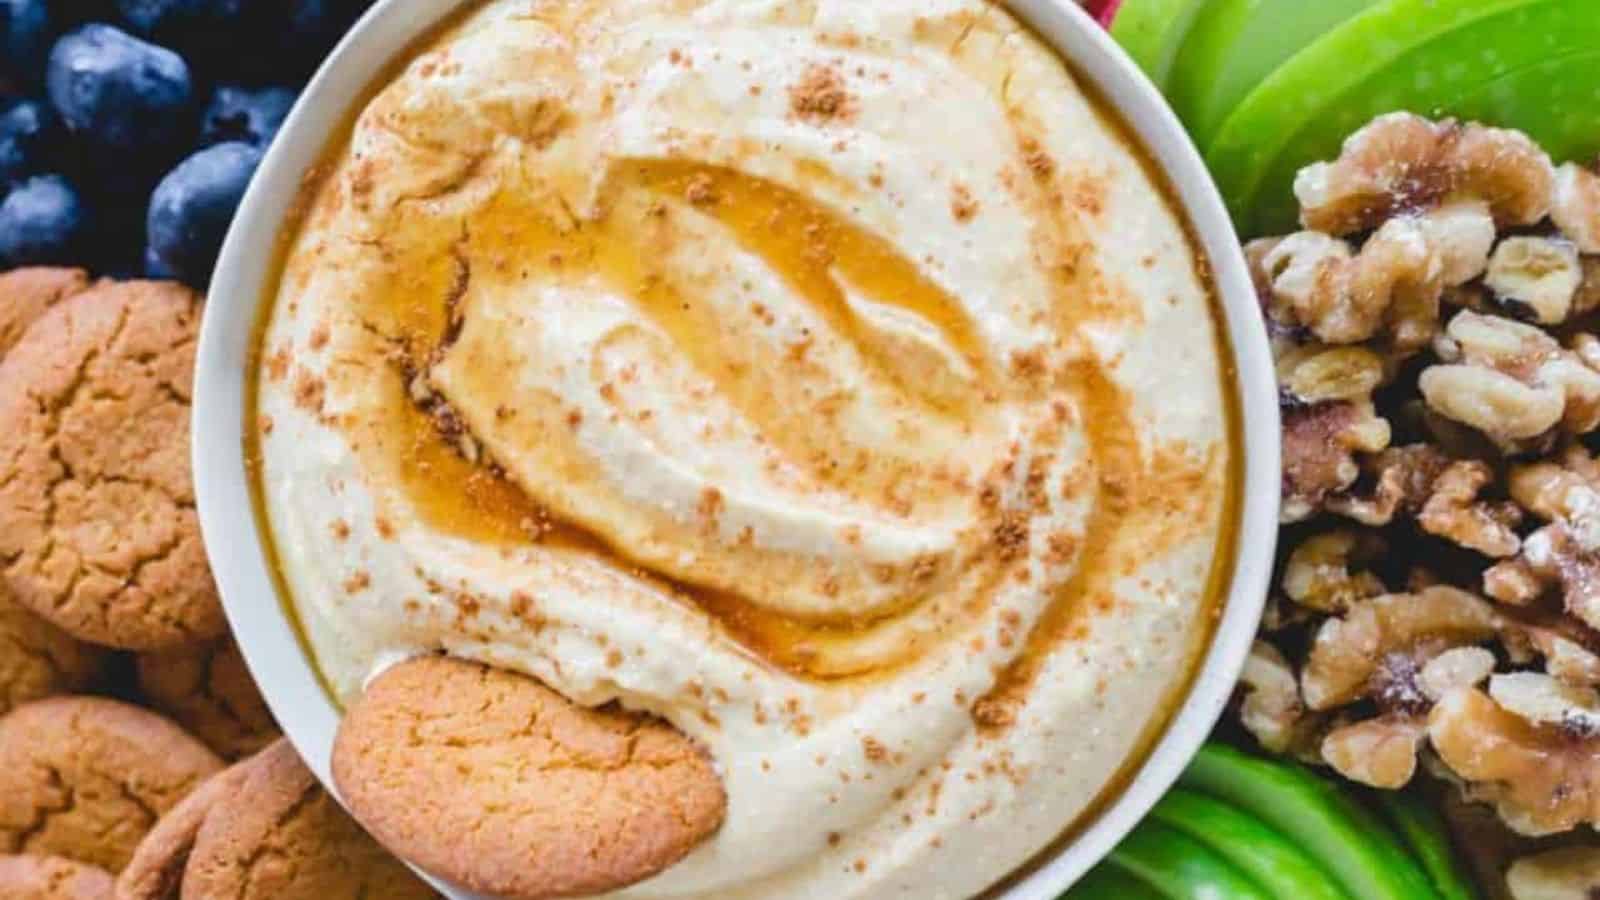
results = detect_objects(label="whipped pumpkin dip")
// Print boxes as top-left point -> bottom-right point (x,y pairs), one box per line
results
253,0 -> 1240,895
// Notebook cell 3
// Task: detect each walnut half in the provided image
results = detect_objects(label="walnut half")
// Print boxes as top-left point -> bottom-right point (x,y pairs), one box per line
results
1420,311 -> 1600,450
1430,684 -> 1600,836
1295,113 -> 1555,235
1507,846 -> 1600,900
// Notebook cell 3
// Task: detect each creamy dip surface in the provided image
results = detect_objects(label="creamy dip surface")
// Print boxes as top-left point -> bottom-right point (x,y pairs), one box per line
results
255,0 -> 1238,896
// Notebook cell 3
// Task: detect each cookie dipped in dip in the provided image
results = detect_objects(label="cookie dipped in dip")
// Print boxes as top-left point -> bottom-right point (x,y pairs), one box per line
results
251,0 -> 1242,896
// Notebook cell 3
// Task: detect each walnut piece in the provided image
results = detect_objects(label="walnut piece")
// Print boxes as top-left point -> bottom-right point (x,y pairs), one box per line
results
1449,123 -> 1559,228
1494,449 -> 1600,629
1260,220 -> 1443,348
1506,846 -> 1600,900
1293,113 -> 1447,234
1301,587 -> 1499,711
1239,641 -> 1308,755
1281,400 -> 1391,523
1488,672 -> 1600,734
1430,686 -> 1600,836
1277,344 -> 1386,405
1295,113 -> 1555,235
1321,716 -> 1427,789
1551,162 -> 1600,253
1417,460 -> 1523,558
1485,237 -> 1583,325
1419,646 -> 1497,701
1485,558 -> 1546,606
1516,524 -> 1600,630
1260,595 -> 1317,633
1420,311 -> 1600,449
1419,199 -> 1497,287
1510,448 -> 1600,550
1501,620 -> 1600,687
1326,443 -> 1449,526
1280,529 -> 1387,613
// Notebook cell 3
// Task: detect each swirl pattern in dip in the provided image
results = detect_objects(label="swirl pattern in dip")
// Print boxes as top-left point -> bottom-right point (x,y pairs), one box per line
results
253,0 -> 1240,896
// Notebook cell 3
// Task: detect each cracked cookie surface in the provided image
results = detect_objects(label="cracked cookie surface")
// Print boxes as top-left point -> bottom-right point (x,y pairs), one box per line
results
331,656 -> 726,900
115,758 -> 252,900
0,269 -> 90,360
181,739 -> 435,900
0,279 -> 224,651
137,640 -> 277,760
0,597 -> 106,719
0,697 -> 222,873
0,854 -> 114,899
0,270 -> 109,717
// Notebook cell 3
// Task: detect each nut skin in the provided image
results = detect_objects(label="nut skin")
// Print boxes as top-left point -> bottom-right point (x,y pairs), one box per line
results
1419,312 -> 1600,450
1238,641 -> 1310,755
1551,163 -> 1600,254
1506,846 -> 1600,900
1280,529 -> 1386,613
1430,687 -> 1600,837
1485,237 -> 1582,325
1294,113 -> 1555,236
1257,112 -> 1600,839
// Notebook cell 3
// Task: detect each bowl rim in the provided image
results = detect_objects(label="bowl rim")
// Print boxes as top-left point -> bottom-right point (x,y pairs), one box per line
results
193,2 -> 1281,897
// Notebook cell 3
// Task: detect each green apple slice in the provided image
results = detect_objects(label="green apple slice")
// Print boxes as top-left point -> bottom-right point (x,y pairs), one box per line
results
1065,862 -> 1167,899
1109,820 -> 1275,900
1447,46 -> 1600,165
1208,0 -> 1600,235
1375,791 -> 1479,900
1110,0 -> 1215,91
1167,0 -> 1379,147
1149,788 -> 1352,900
1182,744 -> 1439,900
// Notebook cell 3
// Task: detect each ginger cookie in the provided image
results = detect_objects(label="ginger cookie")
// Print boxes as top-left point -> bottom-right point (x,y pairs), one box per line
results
0,697 -> 223,873
0,279 -> 224,651
0,595 -> 106,717
332,656 -> 726,900
114,759 -> 252,900
181,739 -> 435,900
0,268 -> 90,358
0,855 -> 114,899
137,640 -> 278,760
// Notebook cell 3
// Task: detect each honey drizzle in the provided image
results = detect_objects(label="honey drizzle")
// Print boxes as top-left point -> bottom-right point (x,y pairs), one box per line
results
338,159 -> 1021,680
251,7 -> 1240,702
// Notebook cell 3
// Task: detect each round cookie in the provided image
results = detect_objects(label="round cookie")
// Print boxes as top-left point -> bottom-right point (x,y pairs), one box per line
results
137,640 -> 278,760
181,739 -> 435,900
0,279 -> 224,651
0,855 -> 114,899
0,594 -> 107,717
0,697 -> 223,873
115,759 -> 253,900
0,268 -> 90,358
332,656 -> 727,900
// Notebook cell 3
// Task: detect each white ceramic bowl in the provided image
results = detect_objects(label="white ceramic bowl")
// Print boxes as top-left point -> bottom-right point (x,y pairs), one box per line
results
194,2 -> 1281,897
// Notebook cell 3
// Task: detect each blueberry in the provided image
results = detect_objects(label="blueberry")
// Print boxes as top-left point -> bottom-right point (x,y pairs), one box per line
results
46,24 -> 193,157
1,0 -> 49,83
116,0 -> 239,36
283,0 -> 366,55
143,244 -> 176,279
147,142 -> 261,284
0,99 -> 57,186
0,174 -> 85,265
201,85 -> 295,148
